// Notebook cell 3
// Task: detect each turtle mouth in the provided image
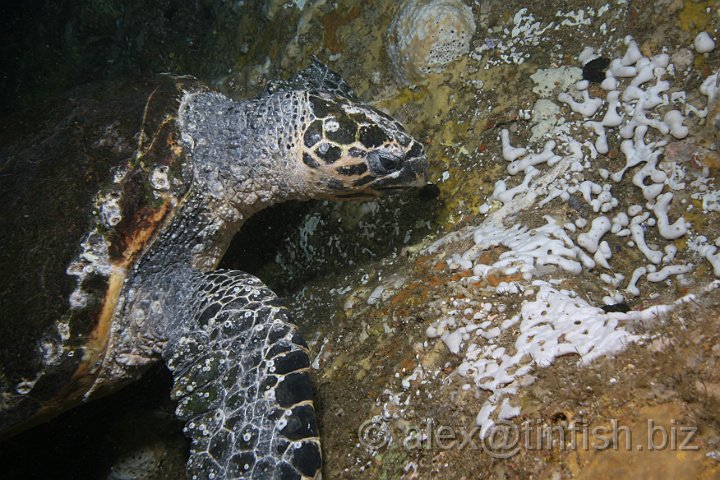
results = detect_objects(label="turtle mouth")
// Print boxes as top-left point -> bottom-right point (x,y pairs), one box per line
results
375,185 -> 414,195
332,181 -> 423,200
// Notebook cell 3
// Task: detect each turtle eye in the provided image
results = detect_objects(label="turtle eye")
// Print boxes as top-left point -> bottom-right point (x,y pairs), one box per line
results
368,151 -> 402,175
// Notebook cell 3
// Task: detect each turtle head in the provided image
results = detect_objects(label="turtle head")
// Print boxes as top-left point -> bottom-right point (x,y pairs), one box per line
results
297,92 -> 428,200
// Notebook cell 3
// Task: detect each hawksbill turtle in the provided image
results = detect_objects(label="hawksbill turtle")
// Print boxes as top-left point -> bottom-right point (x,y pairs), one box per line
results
0,59 -> 427,479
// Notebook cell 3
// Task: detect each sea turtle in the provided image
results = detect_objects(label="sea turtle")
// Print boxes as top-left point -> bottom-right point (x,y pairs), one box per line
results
0,59 -> 427,478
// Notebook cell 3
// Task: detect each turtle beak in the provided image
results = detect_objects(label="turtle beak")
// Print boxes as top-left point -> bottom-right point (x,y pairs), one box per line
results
372,154 -> 428,193
328,153 -> 428,200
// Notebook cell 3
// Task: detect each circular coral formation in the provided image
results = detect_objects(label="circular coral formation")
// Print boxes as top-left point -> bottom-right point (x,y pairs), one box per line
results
387,0 -> 476,85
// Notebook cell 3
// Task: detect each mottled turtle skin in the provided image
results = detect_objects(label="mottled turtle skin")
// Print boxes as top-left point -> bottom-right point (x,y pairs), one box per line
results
0,60 -> 427,479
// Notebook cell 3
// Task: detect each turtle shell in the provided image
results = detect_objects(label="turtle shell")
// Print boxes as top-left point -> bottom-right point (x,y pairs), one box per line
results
0,76 -> 202,434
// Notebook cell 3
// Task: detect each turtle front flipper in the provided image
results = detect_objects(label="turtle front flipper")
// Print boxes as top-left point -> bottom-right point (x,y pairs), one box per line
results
163,270 -> 321,479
